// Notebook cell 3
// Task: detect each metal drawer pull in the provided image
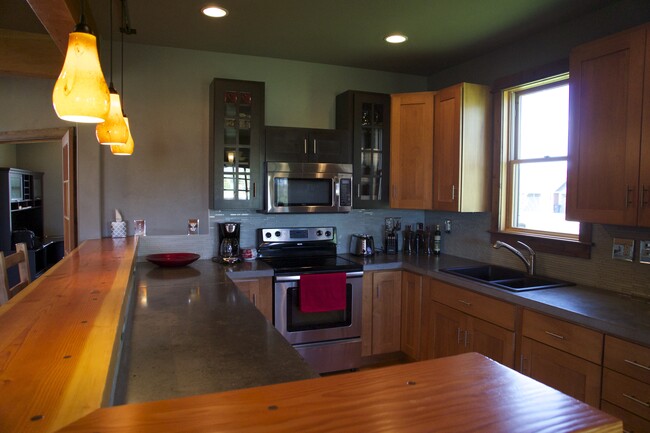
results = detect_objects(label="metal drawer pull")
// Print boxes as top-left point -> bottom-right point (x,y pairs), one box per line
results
624,359 -> 650,371
304,139 -> 308,154
457,300 -> 472,306
252,293 -> 257,306
544,331 -> 565,340
623,393 -> 650,408
457,328 -> 463,344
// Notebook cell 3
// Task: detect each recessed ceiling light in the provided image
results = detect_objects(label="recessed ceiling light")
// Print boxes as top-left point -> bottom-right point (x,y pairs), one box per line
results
385,34 -> 408,44
202,5 -> 228,18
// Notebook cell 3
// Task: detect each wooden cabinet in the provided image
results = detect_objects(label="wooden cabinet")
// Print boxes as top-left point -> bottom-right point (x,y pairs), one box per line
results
389,92 -> 435,209
361,270 -> 402,356
209,78 -> 265,210
520,309 -> 603,407
400,271 -> 424,360
390,84 -> 490,211
265,126 -> 350,164
432,83 -> 490,212
567,24 -> 650,226
601,336 -> 650,431
426,279 -> 516,367
230,277 -> 273,322
336,91 -> 391,208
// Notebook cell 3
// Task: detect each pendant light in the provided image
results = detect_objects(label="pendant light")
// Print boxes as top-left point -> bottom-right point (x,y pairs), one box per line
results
52,0 -> 111,123
111,0 -> 135,156
96,0 -> 128,145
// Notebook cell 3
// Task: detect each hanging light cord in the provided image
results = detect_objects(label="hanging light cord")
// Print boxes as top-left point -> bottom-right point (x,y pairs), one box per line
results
108,0 -> 113,88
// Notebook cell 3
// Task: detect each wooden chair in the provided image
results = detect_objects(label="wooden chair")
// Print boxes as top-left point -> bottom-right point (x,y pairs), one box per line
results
0,243 -> 31,305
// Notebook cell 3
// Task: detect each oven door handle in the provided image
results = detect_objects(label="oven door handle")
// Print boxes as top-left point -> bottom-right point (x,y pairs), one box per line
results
275,271 -> 364,282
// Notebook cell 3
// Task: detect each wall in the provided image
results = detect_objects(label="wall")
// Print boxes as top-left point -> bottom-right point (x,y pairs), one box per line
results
100,44 -> 427,238
0,143 -> 17,166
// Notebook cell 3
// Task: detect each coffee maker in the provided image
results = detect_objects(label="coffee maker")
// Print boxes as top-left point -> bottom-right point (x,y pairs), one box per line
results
218,222 -> 241,264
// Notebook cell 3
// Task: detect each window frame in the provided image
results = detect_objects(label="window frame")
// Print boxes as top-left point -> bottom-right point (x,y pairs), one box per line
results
490,62 -> 592,259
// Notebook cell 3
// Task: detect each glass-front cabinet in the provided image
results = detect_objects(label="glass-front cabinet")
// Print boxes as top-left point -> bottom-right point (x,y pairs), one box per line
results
210,78 -> 265,210
336,91 -> 390,209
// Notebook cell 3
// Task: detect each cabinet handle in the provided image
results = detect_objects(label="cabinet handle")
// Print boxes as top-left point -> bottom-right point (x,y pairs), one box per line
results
623,393 -> 650,408
464,330 -> 470,348
357,184 -> 361,198
252,182 -> 256,198
457,328 -> 463,345
624,359 -> 650,371
457,299 -> 472,307
313,139 -> 317,154
544,331 -> 565,340
252,293 -> 257,306
626,185 -> 634,208
643,185 -> 649,208
304,139 -> 308,154
451,185 -> 456,200
376,286 -> 380,298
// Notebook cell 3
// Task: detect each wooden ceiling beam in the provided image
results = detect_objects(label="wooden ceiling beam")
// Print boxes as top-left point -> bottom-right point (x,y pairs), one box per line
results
0,29 -> 62,78
25,0 -> 79,54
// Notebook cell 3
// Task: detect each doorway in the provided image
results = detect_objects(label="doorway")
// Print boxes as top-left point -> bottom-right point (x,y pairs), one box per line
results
0,127 -> 77,254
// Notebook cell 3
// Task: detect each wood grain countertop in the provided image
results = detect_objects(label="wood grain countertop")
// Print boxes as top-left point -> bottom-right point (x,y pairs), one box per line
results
58,352 -> 621,433
0,238 -> 138,433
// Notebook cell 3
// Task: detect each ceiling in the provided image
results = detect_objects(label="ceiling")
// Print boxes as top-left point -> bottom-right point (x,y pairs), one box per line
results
1,0 -> 623,76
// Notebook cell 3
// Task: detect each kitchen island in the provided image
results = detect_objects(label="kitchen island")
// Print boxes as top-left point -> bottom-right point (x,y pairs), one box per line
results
0,238 -> 622,432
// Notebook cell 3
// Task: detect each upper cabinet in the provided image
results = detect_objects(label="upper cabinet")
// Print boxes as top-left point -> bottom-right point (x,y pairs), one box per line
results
209,78 -> 265,210
567,24 -> 650,226
265,126 -> 350,164
390,92 -> 435,209
432,83 -> 491,212
336,91 -> 391,209
390,84 -> 490,211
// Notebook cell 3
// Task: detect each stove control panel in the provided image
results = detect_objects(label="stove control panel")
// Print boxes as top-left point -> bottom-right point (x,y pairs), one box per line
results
259,227 -> 336,243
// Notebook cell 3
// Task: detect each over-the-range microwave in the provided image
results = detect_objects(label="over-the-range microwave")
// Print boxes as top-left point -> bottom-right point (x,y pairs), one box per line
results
264,162 -> 352,213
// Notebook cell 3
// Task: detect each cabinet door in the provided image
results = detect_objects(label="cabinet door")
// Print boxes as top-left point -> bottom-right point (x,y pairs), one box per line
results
265,126 -> 309,162
521,337 -> 602,407
390,92 -> 434,209
400,271 -> 422,360
336,91 -> 390,209
231,277 -> 273,322
429,301 -> 467,359
469,316 -> 515,368
640,29 -> 650,226
371,270 -> 402,355
308,129 -> 350,164
433,83 -> 490,212
210,79 -> 264,210
567,26 -> 646,225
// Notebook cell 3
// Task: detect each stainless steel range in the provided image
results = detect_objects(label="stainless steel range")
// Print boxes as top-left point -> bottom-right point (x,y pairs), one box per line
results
257,226 -> 363,374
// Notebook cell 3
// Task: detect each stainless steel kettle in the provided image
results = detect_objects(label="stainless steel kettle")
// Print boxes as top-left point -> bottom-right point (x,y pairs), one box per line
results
349,234 -> 375,256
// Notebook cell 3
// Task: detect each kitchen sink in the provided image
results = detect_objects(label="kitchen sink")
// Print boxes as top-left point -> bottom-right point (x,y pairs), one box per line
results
441,265 -> 573,292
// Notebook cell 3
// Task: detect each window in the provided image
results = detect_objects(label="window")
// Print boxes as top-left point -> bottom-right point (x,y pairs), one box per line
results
492,69 -> 591,258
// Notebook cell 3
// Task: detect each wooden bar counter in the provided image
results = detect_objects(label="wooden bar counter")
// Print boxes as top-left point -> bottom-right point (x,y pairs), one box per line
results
59,352 -> 620,433
0,238 -> 138,433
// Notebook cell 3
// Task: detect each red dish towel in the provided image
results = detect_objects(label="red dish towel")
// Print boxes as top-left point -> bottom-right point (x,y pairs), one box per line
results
299,273 -> 347,313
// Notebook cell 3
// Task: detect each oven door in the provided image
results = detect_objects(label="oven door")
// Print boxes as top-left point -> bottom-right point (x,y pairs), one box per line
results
274,272 -> 362,345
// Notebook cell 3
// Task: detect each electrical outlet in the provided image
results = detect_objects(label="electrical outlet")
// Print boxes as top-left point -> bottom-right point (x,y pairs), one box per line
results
640,240 -> 650,264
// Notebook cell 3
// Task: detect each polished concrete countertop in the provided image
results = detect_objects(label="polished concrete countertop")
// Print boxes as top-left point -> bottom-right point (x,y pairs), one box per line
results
344,252 -> 650,348
115,259 -> 317,405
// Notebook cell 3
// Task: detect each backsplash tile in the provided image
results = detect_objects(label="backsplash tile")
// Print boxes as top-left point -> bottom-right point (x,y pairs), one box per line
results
139,208 -> 650,299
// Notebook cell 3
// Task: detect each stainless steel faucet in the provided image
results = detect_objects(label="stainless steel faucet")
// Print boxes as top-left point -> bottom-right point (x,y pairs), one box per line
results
493,240 -> 536,275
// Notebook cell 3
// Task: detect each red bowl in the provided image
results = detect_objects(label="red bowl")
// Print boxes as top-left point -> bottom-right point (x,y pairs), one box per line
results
146,253 -> 200,267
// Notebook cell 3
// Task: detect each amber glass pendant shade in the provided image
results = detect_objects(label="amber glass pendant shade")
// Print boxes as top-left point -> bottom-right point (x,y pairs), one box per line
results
96,89 -> 128,145
110,116 -> 134,155
52,31 -> 110,123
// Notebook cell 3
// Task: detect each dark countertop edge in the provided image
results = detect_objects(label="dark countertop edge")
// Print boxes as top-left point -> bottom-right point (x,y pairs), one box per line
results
230,253 -> 650,348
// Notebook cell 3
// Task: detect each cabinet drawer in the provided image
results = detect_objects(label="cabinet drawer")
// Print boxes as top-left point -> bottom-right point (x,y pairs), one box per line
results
603,368 -> 650,420
431,281 -> 516,330
601,400 -> 650,433
522,310 -> 603,364
604,335 -> 650,383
